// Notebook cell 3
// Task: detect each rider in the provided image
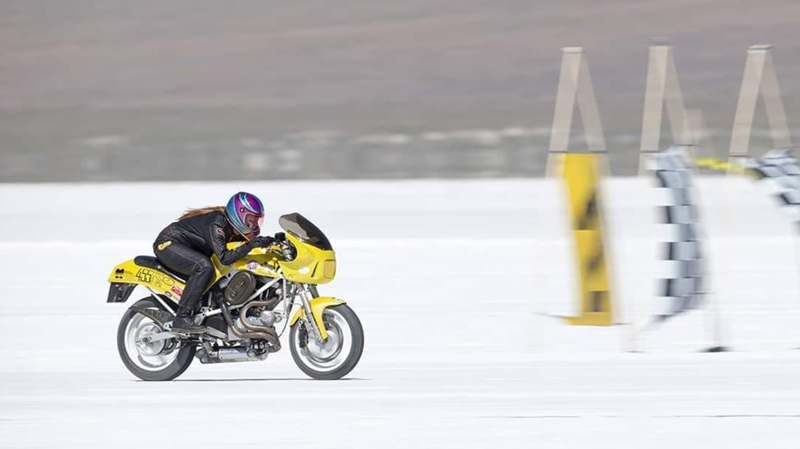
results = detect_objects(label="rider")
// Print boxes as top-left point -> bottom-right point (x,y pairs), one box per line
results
153,192 -> 274,333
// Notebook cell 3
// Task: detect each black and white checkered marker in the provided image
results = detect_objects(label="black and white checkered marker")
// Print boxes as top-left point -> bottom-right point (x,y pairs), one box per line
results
744,149 -> 800,226
650,146 -> 706,321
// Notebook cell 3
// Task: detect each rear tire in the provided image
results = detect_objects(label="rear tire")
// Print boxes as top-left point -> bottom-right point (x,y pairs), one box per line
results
290,304 -> 364,380
117,297 -> 195,381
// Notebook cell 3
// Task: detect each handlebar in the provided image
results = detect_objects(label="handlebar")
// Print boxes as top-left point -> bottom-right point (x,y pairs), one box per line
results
273,232 -> 297,261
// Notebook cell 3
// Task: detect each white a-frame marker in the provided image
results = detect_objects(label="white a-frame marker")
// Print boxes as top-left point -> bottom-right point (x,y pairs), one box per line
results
729,45 -> 792,164
546,47 -> 607,177
639,43 -> 693,175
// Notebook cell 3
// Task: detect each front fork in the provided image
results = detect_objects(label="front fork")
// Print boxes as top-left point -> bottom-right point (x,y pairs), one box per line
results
297,284 -> 324,344
287,281 -> 344,342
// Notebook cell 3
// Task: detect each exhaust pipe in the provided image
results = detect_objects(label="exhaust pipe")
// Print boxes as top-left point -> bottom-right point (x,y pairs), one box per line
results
219,301 -> 281,351
217,348 -> 263,362
197,346 -> 268,364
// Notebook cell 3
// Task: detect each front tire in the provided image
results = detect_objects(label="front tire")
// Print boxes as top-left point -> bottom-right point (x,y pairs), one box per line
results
290,304 -> 364,380
117,297 -> 195,381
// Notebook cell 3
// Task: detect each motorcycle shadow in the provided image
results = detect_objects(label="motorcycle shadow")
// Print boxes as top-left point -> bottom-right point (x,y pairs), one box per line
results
167,377 -> 370,383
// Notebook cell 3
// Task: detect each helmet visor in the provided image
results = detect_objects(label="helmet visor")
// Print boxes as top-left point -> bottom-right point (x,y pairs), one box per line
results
244,214 -> 264,235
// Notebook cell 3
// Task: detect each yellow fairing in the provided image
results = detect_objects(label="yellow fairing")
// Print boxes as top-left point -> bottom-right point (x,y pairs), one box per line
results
289,297 -> 346,340
218,232 -> 336,285
281,233 -> 336,284
108,259 -> 186,304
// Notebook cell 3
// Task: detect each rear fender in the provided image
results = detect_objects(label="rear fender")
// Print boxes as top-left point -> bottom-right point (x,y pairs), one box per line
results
107,259 -> 185,305
289,297 -> 346,340
107,282 -> 137,303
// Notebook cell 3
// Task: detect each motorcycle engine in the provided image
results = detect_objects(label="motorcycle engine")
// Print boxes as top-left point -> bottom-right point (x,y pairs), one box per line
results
233,311 -> 280,334
224,271 -> 256,306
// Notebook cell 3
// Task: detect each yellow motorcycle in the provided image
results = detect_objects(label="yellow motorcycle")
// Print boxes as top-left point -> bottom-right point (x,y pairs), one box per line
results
106,213 -> 364,381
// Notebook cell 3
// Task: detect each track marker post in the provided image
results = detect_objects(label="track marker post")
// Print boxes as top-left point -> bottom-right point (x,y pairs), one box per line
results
639,43 -> 729,352
639,43 -> 693,353
546,48 -> 622,348
731,45 -> 800,346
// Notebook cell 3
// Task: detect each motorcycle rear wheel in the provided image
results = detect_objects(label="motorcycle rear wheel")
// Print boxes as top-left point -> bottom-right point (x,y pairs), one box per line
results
117,297 -> 195,381
289,304 -> 364,380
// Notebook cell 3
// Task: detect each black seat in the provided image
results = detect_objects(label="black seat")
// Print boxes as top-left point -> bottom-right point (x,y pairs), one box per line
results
134,256 -> 189,282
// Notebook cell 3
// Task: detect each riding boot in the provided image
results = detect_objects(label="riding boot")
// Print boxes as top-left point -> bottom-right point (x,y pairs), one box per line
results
171,307 -> 205,334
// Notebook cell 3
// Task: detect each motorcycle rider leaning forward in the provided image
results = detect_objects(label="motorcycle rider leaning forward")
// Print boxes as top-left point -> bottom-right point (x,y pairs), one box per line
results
153,192 -> 273,333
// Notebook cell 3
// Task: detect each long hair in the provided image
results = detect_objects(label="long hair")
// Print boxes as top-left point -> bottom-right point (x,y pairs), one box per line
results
178,206 -> 226,220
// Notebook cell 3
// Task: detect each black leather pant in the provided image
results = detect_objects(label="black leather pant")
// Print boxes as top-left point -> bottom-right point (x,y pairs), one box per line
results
153,241 -> 214,318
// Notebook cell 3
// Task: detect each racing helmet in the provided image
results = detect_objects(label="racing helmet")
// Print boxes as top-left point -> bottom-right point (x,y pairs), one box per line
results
225,192 -> 264,240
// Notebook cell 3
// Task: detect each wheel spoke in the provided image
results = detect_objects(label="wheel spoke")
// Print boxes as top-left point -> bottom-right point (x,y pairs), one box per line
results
125,312 -> 178,372
293,308 -> 354,373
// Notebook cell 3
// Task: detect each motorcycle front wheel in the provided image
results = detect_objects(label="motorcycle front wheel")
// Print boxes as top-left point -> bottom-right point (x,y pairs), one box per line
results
116,297 -> 195,381
289,304 -> 364,380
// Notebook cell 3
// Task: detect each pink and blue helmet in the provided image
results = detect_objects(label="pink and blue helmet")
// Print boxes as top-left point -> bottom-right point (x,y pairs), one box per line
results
225,192 -> 264,240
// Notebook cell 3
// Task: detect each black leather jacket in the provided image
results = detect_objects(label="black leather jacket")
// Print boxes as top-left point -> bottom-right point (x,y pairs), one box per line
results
154,211 -> 254,265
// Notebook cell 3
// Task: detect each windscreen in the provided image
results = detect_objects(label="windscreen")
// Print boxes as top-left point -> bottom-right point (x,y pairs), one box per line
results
278,213 -> 333,251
